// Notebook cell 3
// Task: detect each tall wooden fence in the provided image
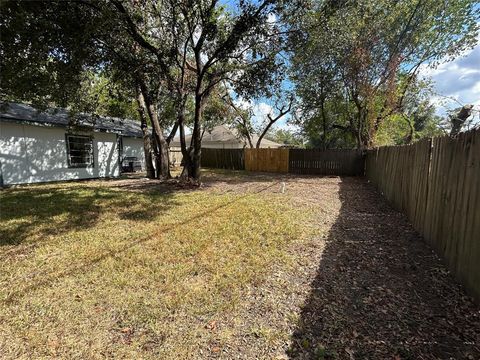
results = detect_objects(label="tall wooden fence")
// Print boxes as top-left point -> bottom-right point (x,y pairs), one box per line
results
366,129 -> 480,299
202,148 -> 365,175
200,148 -> 245,170
289,149 -> 365,175
245,148 -> 290,173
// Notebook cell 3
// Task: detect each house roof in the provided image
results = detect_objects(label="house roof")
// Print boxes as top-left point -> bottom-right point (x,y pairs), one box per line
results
171,124 -> 283,148
0,102 -> 144,138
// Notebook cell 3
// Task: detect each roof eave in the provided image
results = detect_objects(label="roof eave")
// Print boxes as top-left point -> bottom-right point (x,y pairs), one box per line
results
0,116 -> 136,136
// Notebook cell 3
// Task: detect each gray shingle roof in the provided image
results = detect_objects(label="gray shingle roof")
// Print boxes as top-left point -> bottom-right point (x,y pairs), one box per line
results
0,102 -> 144,138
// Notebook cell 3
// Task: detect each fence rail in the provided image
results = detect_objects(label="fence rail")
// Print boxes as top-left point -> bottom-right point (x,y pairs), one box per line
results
366,129 -> 480,299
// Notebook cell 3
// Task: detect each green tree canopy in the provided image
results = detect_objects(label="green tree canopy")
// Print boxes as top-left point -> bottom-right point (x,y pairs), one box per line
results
288,0 -> 479,148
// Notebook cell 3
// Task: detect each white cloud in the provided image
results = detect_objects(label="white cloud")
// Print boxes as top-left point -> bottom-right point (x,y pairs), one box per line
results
233,97 -> 253,110
233,98 -> 273,126
252,102 -> 273,126
253,102 -> 301,132
419,38 -> 480,116
234,97 -> 299,132
267,13 -> 277,24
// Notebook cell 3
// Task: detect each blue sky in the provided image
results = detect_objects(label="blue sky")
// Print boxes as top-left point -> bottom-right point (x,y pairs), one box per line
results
419,36 -> 480,118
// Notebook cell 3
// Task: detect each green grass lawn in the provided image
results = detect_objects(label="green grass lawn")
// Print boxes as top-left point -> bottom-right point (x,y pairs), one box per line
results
0,174 -> 313,358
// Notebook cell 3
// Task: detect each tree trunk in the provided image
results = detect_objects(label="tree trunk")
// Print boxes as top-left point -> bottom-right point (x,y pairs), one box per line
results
135,87 -> 155,178
320,95 -> 328,150
256,120 -> 275,149
244,127 -> 254,148
148,109 -> 170,179
142,131 -> 155,178
176,98 -> 194,180
190,94 -> 203,179
138,82 -> 170,179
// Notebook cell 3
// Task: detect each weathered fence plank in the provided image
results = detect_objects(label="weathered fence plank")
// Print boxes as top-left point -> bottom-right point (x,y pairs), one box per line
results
201,148 -> 244,170
366,129 -> 480,300
289,149 -> 365,176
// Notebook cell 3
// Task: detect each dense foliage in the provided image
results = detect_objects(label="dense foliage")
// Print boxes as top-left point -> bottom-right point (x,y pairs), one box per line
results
1,0 -> 478,173
288,0 -> 479,148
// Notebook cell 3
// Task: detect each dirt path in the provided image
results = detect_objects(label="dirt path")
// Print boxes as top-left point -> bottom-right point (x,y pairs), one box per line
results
199,172 -> 480,359
286,177 -> 479,359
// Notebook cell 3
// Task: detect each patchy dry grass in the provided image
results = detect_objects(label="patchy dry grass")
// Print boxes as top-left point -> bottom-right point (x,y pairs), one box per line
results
3,171 -> 476,359
0,172 -> 315,359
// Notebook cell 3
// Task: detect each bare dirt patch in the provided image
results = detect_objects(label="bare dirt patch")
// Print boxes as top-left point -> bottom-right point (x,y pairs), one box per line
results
199,172 -> 480,359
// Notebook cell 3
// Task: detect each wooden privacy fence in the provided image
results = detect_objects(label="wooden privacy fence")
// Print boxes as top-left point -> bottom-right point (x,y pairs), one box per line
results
366,129 -> 480,300
289,149 -> 365,175
245,148 -> 290,173
200,148 -> 365,175
200,148 -> 244,170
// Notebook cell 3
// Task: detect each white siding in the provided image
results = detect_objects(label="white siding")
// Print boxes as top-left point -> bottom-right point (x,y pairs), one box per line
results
122,137 -> 145,169
0,122 -> 120,185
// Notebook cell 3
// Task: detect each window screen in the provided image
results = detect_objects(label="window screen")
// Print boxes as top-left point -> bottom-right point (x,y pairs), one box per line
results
66,135 -> 94,167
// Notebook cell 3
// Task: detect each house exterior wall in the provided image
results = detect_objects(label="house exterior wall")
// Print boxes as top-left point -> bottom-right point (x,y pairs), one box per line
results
122,137 -> 146,169
0,122 -> 120,185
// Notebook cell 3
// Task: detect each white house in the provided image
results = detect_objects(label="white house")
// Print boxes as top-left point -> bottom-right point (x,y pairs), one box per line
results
0,102 -> 146,186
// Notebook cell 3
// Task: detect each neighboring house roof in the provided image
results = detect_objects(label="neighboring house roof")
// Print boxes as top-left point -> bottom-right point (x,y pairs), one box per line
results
171,124 -> 284,148
0,102 -> 144,138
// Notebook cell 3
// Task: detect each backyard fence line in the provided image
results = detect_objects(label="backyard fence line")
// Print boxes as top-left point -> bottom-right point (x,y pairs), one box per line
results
200,147 -> 365,175
366,129 -> 480,300
289,149 -> 365,176
201,148 -> 245,170
172,146 -> 365,175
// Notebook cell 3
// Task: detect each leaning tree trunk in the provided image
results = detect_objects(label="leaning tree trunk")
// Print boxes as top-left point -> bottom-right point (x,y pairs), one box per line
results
256,120 -> 275,149
176,99 -> 195,180
142,129 -> 155,179
179,94 -> 203,181
139,84 -> 170,179
190,94 -> 204,180
135,87 -> 155,178
151,135 -> 162,175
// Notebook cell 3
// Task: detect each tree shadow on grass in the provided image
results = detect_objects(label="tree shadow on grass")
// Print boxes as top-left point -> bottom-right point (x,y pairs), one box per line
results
288,177 -> 480,359
1,180 -> 280,304
0,184 -> 180,247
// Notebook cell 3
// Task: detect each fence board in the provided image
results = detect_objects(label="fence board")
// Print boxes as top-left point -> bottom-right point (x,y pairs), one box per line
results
289,149 -> 365,175
366,129 -> 480,300
200,148 -> 244,170
245,148 -> 289,173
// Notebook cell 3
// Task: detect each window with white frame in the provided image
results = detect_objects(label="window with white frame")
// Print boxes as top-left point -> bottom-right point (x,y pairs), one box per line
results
66,135 -> 94,168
